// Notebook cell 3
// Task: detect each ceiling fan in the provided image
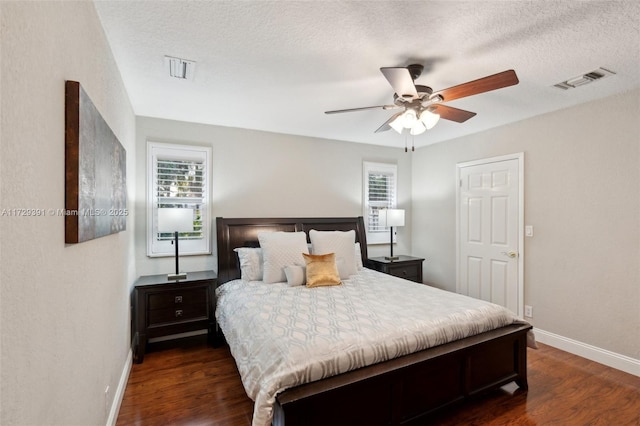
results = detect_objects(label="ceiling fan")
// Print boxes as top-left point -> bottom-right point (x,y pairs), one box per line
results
325,64 -> 519,136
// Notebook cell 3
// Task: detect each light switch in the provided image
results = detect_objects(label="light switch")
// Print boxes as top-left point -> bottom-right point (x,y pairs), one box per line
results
525,225 -> 534,237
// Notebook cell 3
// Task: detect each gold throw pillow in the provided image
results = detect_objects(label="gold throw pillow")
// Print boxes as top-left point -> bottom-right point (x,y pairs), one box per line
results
302,252 -> 342,288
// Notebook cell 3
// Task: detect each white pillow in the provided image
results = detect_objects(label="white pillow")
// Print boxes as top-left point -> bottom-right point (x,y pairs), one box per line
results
309,230 -> 357,278
258,231 -> 309,284
284,265 -> 306,286
335,258 -> 349,279
233,247 -> 263,282
355,242 -> 364,270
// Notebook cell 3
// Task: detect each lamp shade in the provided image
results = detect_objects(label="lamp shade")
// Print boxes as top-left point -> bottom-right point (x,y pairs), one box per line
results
410,121 -> 426,135
419,110 -> 440,130
389,114 -> 404,134
401,109 -> 417,128
157,208 -> 194,233
380,209 -> 405,228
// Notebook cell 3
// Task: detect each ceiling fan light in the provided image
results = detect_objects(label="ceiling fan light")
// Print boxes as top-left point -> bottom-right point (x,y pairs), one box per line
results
402,109 -> 417,128
410,122 -> 426,135
420,110 -> 440,130
389,115 -> 404,134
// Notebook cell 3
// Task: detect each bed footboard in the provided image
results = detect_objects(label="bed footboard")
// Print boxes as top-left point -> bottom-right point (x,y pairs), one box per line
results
273,323 -> 531,426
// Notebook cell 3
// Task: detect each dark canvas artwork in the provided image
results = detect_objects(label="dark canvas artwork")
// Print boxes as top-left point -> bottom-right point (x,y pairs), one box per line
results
65,81 -> 127,243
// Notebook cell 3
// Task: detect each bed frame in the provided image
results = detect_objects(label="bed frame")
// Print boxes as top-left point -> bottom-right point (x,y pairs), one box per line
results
216,216 -> 531,426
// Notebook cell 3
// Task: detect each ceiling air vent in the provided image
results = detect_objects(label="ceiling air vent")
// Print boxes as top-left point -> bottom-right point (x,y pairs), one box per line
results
553,67 -> 615,90
164,56 -> 196,80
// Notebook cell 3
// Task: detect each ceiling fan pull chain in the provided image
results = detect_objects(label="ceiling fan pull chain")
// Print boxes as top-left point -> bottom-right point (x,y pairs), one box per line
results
412,135 -> 415,152
404,132 -> 408,152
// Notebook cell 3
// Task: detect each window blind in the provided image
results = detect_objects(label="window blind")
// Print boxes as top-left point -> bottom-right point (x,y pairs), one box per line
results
367,170 -> 396,233
363,161 -> 398,245
155,158 -> 205,241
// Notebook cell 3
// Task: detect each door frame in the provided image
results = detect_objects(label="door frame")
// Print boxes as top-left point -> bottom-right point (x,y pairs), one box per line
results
455,152 -> 525,318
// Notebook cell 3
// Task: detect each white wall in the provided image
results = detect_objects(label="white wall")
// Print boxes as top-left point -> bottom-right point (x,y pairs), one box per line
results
135,117 -> 413,276
0,2 -> 136,424
411,89 -> 640,360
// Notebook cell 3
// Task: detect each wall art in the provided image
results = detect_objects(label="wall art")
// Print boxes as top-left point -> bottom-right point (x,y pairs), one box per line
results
65,80 -> 127,243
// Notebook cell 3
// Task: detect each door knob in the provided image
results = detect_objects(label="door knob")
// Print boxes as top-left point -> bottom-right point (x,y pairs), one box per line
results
501,251 -> 518,258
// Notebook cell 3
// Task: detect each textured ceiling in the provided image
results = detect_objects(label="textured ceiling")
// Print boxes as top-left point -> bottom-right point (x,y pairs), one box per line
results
94,1 -> 640,148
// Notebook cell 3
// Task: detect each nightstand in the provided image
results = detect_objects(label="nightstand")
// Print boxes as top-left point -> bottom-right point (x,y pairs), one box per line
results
132,270 -> 216,363
368,255 -> 425,283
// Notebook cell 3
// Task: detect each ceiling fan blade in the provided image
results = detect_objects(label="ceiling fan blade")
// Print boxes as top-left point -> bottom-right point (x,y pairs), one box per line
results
374,111 -> 403,133
380,67 -> 418,100
431,104 -> 477,123
325,105 -> 398,114
433,70 -> 519,102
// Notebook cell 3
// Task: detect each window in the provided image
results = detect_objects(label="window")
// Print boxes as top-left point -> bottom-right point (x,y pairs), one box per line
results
363,161 -> 398,244
147,142 -> 211,256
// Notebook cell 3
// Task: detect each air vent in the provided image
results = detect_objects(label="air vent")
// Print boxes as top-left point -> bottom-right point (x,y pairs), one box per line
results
553,67 -> 615,90
164,56 -> 196,80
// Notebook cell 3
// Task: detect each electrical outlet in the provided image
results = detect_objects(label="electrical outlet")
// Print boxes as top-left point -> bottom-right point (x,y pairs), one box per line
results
104,386 -> 110,415
524,305 -> 533,318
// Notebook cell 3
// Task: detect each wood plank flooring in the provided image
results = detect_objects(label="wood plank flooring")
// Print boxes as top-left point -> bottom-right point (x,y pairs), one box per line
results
116,338 -> 640,425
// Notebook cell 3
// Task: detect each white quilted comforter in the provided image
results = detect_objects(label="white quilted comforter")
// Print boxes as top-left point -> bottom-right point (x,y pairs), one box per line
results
215,268 -> 519,426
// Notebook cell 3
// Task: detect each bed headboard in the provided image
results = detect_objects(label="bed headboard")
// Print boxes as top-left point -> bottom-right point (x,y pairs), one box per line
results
216,216 -> 368,284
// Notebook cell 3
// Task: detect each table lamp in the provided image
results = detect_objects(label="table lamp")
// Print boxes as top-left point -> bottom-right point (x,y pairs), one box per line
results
380,208 -> 405,261
157,208 -> 194,280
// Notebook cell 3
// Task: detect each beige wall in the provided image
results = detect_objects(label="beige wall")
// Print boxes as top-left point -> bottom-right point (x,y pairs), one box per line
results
411,89 -> 640,359
1,2 -> 136,424
135,117 -> 413,276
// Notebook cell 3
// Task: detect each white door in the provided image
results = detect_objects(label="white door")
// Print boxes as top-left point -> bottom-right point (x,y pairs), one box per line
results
457,154 -> 523,317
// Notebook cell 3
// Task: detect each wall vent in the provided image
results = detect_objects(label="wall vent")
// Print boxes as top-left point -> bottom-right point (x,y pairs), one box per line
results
553,67 -> 615,90
164,56 -> 196,80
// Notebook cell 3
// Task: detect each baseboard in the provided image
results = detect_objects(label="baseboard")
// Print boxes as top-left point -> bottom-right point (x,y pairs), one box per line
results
107,349 -> 133,426
534,328 -> 639,377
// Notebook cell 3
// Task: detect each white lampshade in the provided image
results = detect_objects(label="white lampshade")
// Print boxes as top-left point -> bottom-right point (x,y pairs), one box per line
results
157,208 -> 194,233
410,121 -> 426,135
401,109 -> 417,128
380,209 -> 405,228
419,110 -> 440,130
389,114 -> 404,134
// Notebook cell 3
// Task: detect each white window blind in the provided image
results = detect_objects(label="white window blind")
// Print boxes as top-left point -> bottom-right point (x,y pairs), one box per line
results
155,158 -> 204,241
363,161 -> 398,244
147,142 -> 211,256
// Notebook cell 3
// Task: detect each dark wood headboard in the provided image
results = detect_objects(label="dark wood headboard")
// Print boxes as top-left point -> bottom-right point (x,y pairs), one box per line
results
216,217 -> 368,284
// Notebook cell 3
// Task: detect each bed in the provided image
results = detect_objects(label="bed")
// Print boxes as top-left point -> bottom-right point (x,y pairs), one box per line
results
215,216 -> 531,426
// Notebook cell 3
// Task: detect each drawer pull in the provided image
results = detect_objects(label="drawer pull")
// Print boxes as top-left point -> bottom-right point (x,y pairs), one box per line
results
175,309 -> 183,318
174,296 -> 183,303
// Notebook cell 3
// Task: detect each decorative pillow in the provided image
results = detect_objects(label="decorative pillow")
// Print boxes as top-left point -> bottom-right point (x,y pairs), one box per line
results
302,252 -> 342,288
258,231 -> 309,284
284,265 -> 306,287
309,230 -> 357,278
233,247 -> 263,281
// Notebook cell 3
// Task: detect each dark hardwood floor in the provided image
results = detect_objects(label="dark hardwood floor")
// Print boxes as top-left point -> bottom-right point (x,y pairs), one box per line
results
116,338 -> 640,425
